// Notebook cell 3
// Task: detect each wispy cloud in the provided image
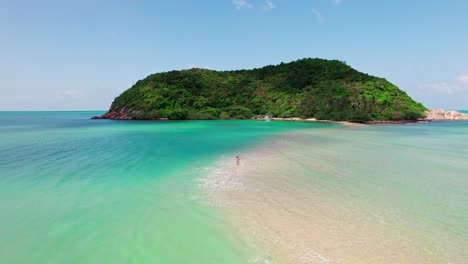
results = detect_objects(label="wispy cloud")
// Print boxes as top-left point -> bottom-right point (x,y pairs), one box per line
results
329,0 -> 343,5
457,74 -> 468,85
310,0 -> 343,23
264,0 -> 275,10
419,73 -> 468,95
312,9 -> 324,23
233,0 -> 253,10
55,89 -> 80,97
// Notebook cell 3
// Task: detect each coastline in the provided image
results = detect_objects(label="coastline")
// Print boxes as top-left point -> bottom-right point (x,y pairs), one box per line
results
200,127 -> 448,263
92,109 -> 468,125
267,117 -> 367,127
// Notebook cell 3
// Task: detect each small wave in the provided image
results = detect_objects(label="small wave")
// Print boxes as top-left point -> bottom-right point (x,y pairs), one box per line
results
248,256 -> 273,264
195,156 -> 250,208
300,250 -> 330,264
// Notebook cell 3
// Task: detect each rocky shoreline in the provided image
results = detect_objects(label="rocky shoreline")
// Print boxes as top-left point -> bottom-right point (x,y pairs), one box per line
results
91,108 -> 169,121
91,108 -> 132,120
92,108 -> 468,123
424,109 -> 468,120
251,109 -> 468,125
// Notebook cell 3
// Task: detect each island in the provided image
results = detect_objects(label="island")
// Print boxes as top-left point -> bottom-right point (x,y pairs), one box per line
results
94,58 -> 462,122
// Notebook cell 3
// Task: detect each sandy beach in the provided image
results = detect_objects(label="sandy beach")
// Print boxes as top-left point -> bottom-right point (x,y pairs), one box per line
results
200,127 -> 448,263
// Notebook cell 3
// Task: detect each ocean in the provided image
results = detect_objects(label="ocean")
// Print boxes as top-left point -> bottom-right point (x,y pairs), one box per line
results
0,111 -> 467,263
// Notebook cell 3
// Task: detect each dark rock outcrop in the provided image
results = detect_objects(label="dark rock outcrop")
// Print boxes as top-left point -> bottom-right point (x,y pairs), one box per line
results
92,108 -> 133,120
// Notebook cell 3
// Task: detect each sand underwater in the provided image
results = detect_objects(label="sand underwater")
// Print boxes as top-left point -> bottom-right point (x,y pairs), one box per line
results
0,111 -> 467,263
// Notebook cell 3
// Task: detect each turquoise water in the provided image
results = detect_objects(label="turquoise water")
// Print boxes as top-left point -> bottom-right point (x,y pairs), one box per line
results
283,120 -> 468,262
199,117 -> 468,263
1,112 -> 467,263
0,111 -> 335,263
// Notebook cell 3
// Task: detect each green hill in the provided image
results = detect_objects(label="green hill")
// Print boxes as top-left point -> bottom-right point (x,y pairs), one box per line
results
97,58 -> 426,122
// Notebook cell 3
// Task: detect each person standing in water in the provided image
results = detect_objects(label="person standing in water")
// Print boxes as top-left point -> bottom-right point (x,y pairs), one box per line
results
236,155 -> 240,166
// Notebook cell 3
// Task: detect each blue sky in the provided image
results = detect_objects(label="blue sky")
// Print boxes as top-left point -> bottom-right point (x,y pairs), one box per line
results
1,0 -> 467,110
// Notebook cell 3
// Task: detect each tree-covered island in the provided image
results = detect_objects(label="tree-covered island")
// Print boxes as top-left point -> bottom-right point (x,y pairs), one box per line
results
95,58 -> 427,122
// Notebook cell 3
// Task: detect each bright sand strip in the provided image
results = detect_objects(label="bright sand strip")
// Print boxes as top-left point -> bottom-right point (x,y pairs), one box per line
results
200,128 -> 441,263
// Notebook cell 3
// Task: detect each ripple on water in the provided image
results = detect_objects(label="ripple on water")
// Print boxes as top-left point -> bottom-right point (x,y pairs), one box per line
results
200,126 -> 466,263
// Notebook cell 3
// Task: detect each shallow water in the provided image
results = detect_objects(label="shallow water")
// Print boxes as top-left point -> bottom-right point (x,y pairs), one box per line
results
0,112 -> 333,263
1,112 -> 467,263
203,120 -> 468,263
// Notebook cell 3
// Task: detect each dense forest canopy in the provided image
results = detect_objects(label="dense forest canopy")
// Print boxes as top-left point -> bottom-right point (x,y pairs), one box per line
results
103,58 -> 426,122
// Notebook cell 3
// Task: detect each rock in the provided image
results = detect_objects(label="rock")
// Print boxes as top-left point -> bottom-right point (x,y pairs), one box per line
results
367,120 -> 422,124
91,108 -> 174,120
91,108 -> 133,120
271,117 -> 303,121
252,115 -> 273,121
425,109 -> 468,120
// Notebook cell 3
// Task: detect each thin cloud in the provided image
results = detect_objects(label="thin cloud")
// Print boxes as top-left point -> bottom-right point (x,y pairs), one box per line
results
55,89 -> 80,97
312,9 -> 324,23
264,0 -> 275,10
457,74 -> 468,85
419,73 -> 468,95
233,0 -> 253,10
329,0 -> 343,5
